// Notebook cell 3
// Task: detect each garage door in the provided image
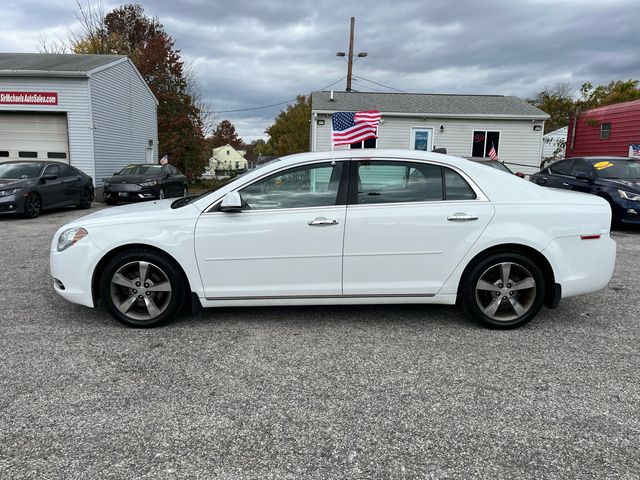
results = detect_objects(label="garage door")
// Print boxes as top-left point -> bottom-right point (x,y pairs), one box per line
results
0,112 -> 69,163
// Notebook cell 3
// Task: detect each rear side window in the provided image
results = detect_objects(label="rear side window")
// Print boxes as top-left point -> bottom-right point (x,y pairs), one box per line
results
356,161 -> 443,204
550,159 -> 573,175
443,168 -> 476,200
59,164 -> 77,177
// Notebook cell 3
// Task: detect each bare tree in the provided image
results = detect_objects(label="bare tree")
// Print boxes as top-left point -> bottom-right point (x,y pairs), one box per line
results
184,59 -> 216,137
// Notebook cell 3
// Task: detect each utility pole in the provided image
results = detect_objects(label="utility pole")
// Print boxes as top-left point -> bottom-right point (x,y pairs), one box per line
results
336,17 -> 367,92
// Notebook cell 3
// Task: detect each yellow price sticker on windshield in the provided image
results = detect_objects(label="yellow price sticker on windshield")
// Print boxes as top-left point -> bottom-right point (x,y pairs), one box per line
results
594,161 -> 614,170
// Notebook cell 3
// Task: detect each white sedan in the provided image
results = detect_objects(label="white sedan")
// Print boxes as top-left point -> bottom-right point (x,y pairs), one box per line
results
50,150 -> 616,329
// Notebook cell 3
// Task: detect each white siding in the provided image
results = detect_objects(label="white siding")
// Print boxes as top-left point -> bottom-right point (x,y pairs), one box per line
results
90,60 -> 157,183
0,77 -> 94,176
313,114 -> 545,175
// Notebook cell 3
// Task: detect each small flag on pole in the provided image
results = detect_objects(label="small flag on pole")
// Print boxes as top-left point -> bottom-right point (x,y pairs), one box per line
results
488,143 -> 498,160
332,110 -> 381,146
159,154 -> 169,165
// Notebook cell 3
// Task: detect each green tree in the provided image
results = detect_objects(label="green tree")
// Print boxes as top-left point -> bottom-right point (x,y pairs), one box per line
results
529,83 -> 575,134
265,95 -> 311,156
578,79 -> 640,110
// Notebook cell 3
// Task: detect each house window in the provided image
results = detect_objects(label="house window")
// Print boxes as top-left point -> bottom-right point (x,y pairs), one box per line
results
472,131 -> 500,157
235,162 -> 240,169
600,123 -> 611,139
226,150 -> 230,155
350,137 -> 377,149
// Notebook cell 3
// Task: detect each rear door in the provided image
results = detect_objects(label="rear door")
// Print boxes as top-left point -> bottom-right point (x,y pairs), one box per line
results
539,159 -> 574,189
39,164 -> 65,207
342,159 -> 494,296
58,163 -> 83,204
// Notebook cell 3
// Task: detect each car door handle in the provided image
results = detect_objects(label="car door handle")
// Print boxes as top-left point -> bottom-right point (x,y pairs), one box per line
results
308,217 -> 339,226
447,213 -> 478,222
562,182 -> 570,187
536,177 -> 547,185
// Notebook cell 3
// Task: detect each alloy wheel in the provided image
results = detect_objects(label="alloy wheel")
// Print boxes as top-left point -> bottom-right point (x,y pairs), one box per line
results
474,262 -> 537,322
25,194 -> 41,218
109,261 -> 172,321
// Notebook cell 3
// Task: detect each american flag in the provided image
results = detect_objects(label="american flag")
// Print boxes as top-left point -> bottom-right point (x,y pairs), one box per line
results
159,154 -> 169,165
332,110 -> 381,146
488,143 -> 498,160
629,144 -> 640,158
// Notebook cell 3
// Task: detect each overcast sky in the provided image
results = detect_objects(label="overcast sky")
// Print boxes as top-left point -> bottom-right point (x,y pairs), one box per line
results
1,0 -> 638,141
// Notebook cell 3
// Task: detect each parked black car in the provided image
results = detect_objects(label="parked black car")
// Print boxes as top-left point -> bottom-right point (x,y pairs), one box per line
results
466,157 -> 526,177
530,156 -> 640,227
102,164 -> 188,205
0,161 -> 94,219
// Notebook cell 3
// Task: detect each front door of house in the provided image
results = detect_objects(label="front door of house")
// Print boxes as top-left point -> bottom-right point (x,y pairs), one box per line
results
411,127 -> 433,151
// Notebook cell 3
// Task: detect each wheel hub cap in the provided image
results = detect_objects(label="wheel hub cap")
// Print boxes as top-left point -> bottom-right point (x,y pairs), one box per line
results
475,262 -> 536,322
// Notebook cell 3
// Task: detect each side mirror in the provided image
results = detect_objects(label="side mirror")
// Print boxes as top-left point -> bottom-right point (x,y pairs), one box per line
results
113,172 -> 119,176
575,172 -> 594,183
515,172 -> 525,178
41,174 -> 57,182
219,192 -> 242,212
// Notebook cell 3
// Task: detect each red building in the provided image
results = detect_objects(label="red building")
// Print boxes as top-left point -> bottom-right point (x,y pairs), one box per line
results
566,99 -> 640,158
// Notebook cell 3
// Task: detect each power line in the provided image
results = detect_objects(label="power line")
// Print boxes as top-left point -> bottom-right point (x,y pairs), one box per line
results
355,75 -> 408,93
351,80 -> 386,93
203,76 -> 346,114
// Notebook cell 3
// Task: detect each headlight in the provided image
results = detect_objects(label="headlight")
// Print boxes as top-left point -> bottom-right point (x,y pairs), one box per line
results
0,187 -> 21,197
139,180 -> 158,187
57,227 -> 88,252
618,190 -> 640,201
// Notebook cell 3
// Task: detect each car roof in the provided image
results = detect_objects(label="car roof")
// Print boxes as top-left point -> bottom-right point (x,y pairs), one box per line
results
465,157 -> 500,163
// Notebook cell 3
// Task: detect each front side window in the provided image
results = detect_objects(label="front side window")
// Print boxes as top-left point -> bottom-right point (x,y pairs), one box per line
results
570,159 -> 591,176
549,159 -> 573,176
43,164 -> 61,177
240,162 -> 343,210
472,131 -> 500,157
356,161 -> 443,204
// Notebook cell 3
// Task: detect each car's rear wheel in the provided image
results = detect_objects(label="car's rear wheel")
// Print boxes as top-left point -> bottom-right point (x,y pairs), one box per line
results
77,188 -> 93,209
23,192 -> 41,219
460,252 -> 546,329
99,249 -> 187,328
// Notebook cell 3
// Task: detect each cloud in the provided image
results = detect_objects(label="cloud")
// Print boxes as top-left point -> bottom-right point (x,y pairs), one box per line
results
2,0 -> 639,142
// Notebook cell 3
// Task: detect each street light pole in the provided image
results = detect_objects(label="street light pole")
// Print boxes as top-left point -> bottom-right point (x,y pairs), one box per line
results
336,17 -> 367,93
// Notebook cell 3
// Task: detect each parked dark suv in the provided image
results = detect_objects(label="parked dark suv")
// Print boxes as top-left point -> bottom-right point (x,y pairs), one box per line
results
0,161 -> 94,218
103,164 -> 188,205
530,156 -> 640,227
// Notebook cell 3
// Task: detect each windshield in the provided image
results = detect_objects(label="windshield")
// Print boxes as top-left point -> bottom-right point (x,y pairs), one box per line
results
119,164 -> 164,175
0,162 -> 42,179
590,159 -> 640,179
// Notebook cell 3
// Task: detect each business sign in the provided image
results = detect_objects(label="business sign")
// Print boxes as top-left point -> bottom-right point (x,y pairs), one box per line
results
0,91 -> 58,105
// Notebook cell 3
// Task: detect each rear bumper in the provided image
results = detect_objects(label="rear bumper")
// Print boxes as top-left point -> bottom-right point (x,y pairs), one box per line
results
543,234 -> 616,299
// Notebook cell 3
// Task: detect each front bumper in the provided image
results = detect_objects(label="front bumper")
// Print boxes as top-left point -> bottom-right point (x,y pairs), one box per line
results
0,193 -> 24,214
50,232 -> 104,308
103,185 -> 160,202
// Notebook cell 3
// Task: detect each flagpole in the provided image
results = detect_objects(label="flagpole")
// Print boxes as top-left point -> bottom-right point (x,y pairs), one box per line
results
330,114 -> 336,165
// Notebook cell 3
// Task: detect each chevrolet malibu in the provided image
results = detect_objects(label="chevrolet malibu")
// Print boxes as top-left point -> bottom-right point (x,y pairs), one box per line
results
50,150 -> 616,329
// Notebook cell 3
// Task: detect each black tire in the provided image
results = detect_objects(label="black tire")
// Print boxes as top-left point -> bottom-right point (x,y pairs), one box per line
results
460,251 -> 546,329
77,188 -> 93,209
158,187 -> 166,200
23,192 -> 42,219
99,249 -> 187,328
104,199 -> 118,206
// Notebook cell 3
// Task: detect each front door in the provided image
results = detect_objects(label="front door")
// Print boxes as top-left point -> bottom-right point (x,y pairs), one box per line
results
411,127 -> 433,151
194,161 -> 347,298
343,160 -> 494,295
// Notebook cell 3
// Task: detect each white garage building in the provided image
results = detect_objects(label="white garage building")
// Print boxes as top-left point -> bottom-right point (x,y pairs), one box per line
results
0,53 -> 158,183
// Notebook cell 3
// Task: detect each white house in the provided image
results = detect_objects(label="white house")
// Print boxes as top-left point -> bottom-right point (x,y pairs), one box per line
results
0,53 -> 158,184
542,126 -> 568,161
310,91 -> 549,174
208,144 -> 248,173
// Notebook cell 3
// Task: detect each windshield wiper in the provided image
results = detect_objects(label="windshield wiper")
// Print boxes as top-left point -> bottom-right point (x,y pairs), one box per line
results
171,196 -> 195,209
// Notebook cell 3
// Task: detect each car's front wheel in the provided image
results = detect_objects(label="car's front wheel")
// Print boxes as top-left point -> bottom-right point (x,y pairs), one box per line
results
99,249 -> 187,327
460,252 -> 546,329
23,192 -> 41,219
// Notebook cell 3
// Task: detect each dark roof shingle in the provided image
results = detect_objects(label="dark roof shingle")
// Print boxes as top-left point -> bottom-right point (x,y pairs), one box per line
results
0,53 -> 125,75
311,91 -> 548,118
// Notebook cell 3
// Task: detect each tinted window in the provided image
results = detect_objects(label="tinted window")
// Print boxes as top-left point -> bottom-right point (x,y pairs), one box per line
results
119,164 -> 163,175
570,159 -> 591,176
356,161 -> 443,204
444,168 -> 476,200
59,164 -> 77,177
549,159 -> 573,175
43,164 -> 60,177
589,158 -> 640,179
240,162 -> 343,210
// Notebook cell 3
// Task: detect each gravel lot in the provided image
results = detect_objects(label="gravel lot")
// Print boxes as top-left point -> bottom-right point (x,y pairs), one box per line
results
1,205 -> 639,479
